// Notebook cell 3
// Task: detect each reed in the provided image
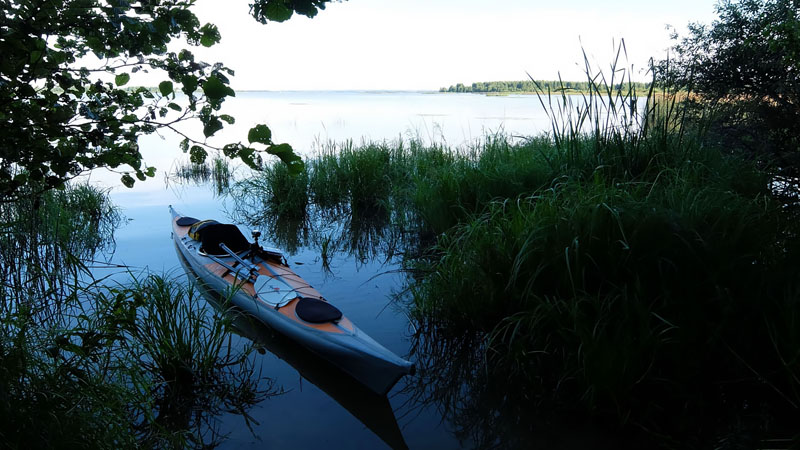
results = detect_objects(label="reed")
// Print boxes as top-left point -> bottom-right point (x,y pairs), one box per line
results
106,273 -> 277,447
171,156 -> 233,195
226,48 -> 800,444
0,184 -> 274,448
307,140 -> 401,219
232,159 -> 309,222
405,52 -> 800,445
0,183 -> 121,321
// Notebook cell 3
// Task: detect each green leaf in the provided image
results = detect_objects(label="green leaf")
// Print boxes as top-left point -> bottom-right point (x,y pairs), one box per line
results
144,167 -> 157,177
268,143 -> 304,175
121,114 -> 138,123
13,173 -> 28,185
264,3 -> 293,22
168,103 -> 182,111
121,174 -> 135,188
20,84 -> 36,97
115,73 -> 131,86
248,124 -> 272,145
267,142 -> 294,156
222,143 -> 242,158
158,80 -> 173,96
219,114 -> 235,124
182,75 -> 198,96
202,75 -> 235,101
189,145 -> 207,164
203,116 -> 223,137
199,24 -> 221,47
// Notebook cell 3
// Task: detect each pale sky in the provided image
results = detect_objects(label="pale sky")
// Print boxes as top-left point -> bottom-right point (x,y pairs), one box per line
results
183,0 -> 721,91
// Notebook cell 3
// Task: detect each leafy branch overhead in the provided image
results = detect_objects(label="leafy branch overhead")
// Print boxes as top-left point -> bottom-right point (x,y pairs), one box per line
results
249,0 -> 340,23
0,0 -> 340,200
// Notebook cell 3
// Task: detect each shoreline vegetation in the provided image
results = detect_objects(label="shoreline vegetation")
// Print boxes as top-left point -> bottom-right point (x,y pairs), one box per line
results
0,185 -> 273,448
234,53 -> 800,447
439,79 -> 652,96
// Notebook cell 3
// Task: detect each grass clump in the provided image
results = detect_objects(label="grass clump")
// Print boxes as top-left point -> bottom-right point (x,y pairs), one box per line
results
0,184 -> 274,449
308,140 -> 395,217
171,156 -> 233,195
406,55 -> 800,445
233,159 -> 309,222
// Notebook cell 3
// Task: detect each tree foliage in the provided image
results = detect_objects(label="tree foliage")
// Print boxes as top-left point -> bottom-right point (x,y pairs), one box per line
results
249,0 -> 338,23
0,0 -> 339,201
661,0 -> 800,169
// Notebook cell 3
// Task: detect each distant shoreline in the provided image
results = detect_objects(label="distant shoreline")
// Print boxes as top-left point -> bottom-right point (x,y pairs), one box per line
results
439,80 -> 653,96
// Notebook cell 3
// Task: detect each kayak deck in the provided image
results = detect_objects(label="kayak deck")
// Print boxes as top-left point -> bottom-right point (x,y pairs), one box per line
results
173,214 -> 355,334
169,206 -> 413,394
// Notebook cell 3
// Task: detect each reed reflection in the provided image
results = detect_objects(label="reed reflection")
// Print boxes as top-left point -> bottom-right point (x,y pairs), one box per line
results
399,317 -> 626,450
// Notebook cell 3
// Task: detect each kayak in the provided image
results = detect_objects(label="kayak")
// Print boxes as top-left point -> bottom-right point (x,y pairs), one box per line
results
177,261 -> 409,449
169,205 -> 413,395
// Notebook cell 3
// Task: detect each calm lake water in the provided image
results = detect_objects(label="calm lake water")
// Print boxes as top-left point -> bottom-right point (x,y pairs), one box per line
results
96,91 -> 559,449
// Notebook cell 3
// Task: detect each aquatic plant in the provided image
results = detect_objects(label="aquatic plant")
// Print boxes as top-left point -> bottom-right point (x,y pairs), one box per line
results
232,158 -> 309,222
406,52 -> 800,446
0,183 -> 121,321
102,273 -> 277,448
0,184 -> 275,448
170,156 -> 234,195
223,44 -> 800,445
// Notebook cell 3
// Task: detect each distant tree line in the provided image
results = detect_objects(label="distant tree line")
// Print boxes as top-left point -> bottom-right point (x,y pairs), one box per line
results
439,80 -> 652,94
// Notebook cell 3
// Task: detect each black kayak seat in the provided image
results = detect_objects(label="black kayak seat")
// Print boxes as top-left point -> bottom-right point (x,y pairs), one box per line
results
176,216 -> 200,226
295,297 -> 342,323
197,223 -> 251,256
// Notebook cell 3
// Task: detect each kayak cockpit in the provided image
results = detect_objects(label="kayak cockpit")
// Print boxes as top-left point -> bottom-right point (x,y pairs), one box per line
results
187,220 -> 251,256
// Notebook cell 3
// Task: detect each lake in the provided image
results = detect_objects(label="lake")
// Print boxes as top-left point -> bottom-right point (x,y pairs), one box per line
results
97,91 -> 559,449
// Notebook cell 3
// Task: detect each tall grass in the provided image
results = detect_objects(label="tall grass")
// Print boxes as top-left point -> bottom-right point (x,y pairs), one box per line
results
103,273 -> 277,447
226,49 -> 800,445
229,139 -> 445,260
0,184 -> 274,448
232,159 -> 309,222
404,54 -> 800,445
0,183 -> 121,320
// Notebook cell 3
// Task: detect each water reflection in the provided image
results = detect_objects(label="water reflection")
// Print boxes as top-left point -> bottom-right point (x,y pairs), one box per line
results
131,251 -> 276,449
231,205 -> 425,267
399,317 -> 627,450
178,254 -> 409,450
166,157 -> 233,197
